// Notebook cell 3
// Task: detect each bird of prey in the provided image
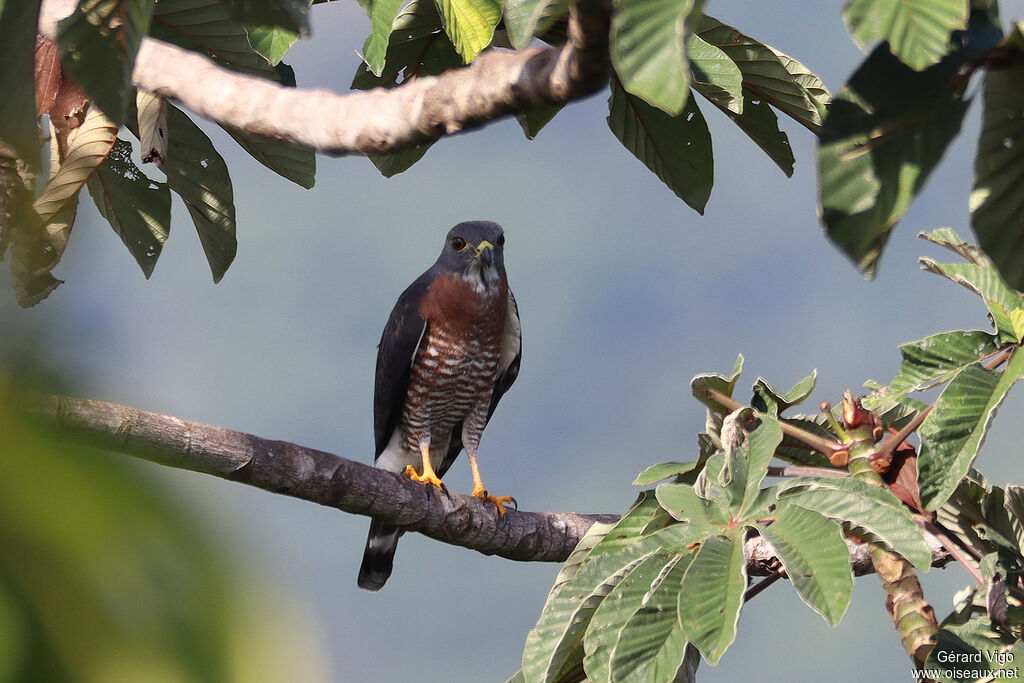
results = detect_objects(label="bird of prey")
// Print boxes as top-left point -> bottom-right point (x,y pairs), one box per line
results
357,221 -> 522,591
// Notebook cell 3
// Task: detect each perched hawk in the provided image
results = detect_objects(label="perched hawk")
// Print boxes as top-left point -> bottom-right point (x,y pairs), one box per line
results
358,221 -> 522,591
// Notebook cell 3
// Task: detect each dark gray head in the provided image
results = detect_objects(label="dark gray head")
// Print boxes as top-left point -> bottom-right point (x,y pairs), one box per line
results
434,221 -> 508,290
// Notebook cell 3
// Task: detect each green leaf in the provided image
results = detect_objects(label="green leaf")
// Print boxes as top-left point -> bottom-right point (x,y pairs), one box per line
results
634,461 -> 701,486
778,477 -> 932,567
158,105 -> 237,282
435,0 -> 501,63
753,370 -> 817,415
611,577 -> 700,683
86,139 -> 170,278
607,76 -> 713,213
503,0 -> 570,49
655,482 -> 721,537
351,1 -> 461,177
611,0 -> 696,116
843,0 -> 968,71
57,0 -> 155,124
223,128 -> 316,188
713,91 -> 795,176
34,108 -> 118,223
0,0 -> 42,169
758,504 -> 853,625
522,527 -> 692,683
691,354 -> 743,410
766,46 -> 831,118
583,550 -> 686,682
694,15 -> 825,133
818,45 -> 969,278
971,23 -> 1024,291
1005,485 -> 1024,557
516,104 -> 564,140
722,413 -> 782,519
360,0 -> 404,76
678,531 -> 746,665
867,330 -> 999,411
245,24 -> 299,65
151,0 -> 279,79
218,0 -> 309,36
925,616 -> 1024,680
918,349 -> 1024,510
917,259 -> 1024,343
919,226 -> 990,265
686,33 -> 742,115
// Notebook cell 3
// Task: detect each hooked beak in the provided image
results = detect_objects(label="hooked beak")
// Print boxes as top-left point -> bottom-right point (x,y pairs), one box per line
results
476,240 -> 494,268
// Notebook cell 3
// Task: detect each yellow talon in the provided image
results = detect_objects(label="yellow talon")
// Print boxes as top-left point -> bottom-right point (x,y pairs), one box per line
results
471,483 -> 516,517
404,464 -> 445,490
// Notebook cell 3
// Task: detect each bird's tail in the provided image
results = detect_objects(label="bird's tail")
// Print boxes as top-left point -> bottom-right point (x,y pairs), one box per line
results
357,518 -> 402,591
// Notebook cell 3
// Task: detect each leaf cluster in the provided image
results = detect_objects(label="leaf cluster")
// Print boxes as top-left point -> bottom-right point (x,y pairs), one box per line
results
515,233 -> 1024,681
0,0 -> 316,306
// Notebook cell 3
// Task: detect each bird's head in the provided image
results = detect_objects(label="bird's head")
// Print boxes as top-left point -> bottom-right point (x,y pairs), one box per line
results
437,221 -> 507,292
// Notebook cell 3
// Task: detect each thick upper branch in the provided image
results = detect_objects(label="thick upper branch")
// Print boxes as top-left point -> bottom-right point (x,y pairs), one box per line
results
38,0 -> 612,156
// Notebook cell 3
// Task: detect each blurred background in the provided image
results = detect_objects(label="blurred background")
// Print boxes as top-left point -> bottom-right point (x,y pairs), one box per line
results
4,1 -> 1024,681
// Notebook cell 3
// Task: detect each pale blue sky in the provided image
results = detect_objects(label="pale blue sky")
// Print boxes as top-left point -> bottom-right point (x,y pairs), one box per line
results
5,2 -> 1024,681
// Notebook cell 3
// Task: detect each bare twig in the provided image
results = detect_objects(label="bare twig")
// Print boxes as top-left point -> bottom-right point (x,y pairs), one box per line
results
38,0 -> 612,156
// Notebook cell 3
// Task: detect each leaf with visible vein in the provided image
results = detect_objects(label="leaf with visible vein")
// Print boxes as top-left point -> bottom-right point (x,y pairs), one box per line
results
57,0 -> 155,124
759,504 -> 853,625
843,0 -> 967,71
503,0 -> 570,49
611,0 -> 695,116
435,0 -> 501,63
607,76 -> 713,214
678,531 -> 746,665
86,138 -> 170,278
918,350 -> 1024,510
971,23 -> 1024,291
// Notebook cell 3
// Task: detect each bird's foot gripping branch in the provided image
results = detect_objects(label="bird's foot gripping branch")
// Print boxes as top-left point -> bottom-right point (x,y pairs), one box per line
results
514,229 -> 1024,683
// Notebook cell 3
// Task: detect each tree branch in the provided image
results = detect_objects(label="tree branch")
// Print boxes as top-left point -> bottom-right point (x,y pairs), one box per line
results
21,392 -> 954,575
23,392 -> 615,563
37,0 -> 612,156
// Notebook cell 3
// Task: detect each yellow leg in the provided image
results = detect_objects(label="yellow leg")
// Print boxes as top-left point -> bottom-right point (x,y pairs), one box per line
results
404,443 -> 445,490
467,452 -> 516,517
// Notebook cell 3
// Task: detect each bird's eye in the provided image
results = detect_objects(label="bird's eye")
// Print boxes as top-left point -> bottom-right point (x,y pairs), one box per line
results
497,234 -> 505,247
450,236 -> 467,251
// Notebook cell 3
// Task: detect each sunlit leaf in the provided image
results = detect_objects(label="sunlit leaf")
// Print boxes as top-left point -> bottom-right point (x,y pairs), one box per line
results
867,330 -> 999,411
753,370 -> 817,414
611,0 -> 696,116
686,33 -> 741,115
157,105 -> 236,282
678,531 -> 745,665
360,0 -> 403,76
608,77 -> 713,213
522,527 -> 692,683
759,504 -> 853,625
918,349 -> 1024,510
971,23 -> 1024,291
843,0 -> 967,71
778,477 -> 932,567
695,15 -> 825,133
503,0 -> 570,49
136,90 -> 167,165
57,0 -> 155,124
34,107 -> 117,223
86,138 -> 170,278
918,259 -> 1024,343
583,550 -> 685,682
634,461 -> 701,487
435,0 -> 501,62
818,45 -> 969,278
245,23 -> 298,65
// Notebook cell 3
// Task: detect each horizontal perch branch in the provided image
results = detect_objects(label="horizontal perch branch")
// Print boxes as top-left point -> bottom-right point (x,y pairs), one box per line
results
37,0 -> 612,156
20,392 -> 952,575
